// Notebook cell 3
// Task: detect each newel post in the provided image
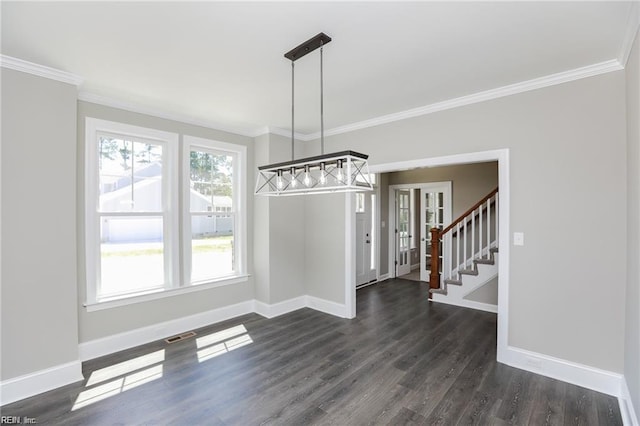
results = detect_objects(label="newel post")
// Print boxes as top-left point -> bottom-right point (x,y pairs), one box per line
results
429,227 -> 441,298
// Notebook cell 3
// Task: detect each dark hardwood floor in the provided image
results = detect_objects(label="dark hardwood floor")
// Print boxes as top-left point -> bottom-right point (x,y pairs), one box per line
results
2,279 -> 622,425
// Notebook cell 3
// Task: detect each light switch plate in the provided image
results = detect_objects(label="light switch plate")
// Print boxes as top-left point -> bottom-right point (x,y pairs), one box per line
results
513,232 -> 524,246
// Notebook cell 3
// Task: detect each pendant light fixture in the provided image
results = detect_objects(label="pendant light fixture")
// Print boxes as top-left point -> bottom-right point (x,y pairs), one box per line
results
255,33 -> 373,196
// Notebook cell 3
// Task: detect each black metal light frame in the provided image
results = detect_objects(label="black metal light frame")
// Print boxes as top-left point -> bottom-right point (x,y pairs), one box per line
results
255,33 -> 373,196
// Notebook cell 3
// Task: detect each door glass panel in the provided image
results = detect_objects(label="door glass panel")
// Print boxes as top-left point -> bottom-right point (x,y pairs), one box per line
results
398,191 -> 410,267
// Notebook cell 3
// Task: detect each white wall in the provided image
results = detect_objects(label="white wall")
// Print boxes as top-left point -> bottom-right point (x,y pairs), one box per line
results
625,25 -> 640,421
315,71 -> 627,373
1,69 -> 80,379
77,101 -> 255,342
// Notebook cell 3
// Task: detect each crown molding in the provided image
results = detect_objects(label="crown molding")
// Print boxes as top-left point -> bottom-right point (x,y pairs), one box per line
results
0,55 -> 83,86
78,91 -> 260,139
255,126 -> 307,141
305,59 -> 623,141
619,1 -> 640,66
3,53 -> 627,143
251,126 -> 272,138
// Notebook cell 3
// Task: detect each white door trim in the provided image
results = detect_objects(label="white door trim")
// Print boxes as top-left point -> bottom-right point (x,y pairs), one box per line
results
345,192 -> 356,319
347,149 -> 510,364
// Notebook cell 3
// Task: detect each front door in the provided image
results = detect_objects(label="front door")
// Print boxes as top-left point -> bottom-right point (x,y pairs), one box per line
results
396,189 -> 412,276
356,192 -> 373,286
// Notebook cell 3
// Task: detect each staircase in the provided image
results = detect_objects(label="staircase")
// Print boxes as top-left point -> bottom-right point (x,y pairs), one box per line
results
428,187 -> 499,312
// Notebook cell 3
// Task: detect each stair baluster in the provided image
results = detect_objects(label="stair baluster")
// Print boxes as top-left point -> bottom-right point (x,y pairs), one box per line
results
429,187 -> 499,298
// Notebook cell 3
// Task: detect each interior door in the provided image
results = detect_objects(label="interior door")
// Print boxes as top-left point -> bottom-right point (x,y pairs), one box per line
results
419,185 -> 451,282
396,189 -> 412,276
356,192 -> 373,286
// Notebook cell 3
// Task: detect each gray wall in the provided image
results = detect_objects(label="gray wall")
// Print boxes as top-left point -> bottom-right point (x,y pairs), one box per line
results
387,162 -> 499,218
380,162 -> 499,277
1,69 -> 79,379
77,101 -> 255,342
625,27 -> 640,419
304,193 -> 346,303
254,133 -> 306,304
464,277 -> 498,305
316,71 -> 627,373
253,134 -> 271,303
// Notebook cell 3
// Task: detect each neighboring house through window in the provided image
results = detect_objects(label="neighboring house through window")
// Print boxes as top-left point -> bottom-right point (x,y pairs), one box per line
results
183,135 -> 245,285
85,118 -> 247,307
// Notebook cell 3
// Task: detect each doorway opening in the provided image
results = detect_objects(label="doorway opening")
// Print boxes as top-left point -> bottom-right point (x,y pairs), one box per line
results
346,149 -> 510,364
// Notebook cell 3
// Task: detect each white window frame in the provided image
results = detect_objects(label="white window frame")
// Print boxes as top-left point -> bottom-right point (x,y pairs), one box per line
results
182,135 -> 247,287
85,118 -> 247,310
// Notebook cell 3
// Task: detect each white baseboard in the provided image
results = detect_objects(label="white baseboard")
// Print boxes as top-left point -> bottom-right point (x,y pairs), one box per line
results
79,295 -> 347,363
431,295 -> 498,314
253,296 -> 306,319
620,377 -> 640,426
0,361 -> 83,406
502,346 -> 623,398
378,273 -> 390,281
255,295 -> 348,319
78,300 -> 254,361
306,295 -> 349,318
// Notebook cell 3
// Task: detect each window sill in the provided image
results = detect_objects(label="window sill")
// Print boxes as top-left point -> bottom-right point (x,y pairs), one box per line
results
84,274 -> 250,312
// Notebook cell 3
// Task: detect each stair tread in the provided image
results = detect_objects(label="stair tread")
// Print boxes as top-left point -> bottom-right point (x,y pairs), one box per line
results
435,245 -> 498,297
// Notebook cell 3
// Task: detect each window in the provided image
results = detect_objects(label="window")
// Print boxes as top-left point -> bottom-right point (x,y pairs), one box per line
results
183,135 -> 246,285
85,119 -> 246,307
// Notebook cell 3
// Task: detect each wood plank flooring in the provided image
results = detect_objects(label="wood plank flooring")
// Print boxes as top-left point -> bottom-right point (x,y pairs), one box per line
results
2,279 -> 622,425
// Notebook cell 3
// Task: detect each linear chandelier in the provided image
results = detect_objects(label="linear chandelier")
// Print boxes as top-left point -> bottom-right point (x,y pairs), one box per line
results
255,33 -> 373,196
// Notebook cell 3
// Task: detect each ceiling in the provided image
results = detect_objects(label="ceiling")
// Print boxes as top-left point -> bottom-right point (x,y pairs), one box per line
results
1,2 -> 636,137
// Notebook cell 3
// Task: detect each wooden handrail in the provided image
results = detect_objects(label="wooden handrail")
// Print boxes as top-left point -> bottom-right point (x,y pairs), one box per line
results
450,199 -> 497,237
440,187 -> 498,236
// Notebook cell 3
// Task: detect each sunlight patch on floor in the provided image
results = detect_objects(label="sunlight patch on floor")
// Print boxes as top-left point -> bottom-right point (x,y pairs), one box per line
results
72,351 -> 165,411
86,349 -> 165,386
196,325 -> 253,362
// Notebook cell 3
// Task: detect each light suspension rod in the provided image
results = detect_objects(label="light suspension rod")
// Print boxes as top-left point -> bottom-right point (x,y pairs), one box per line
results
320,41 -> 324,156
285,33 -> 332,160
291,61 -> 295,160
